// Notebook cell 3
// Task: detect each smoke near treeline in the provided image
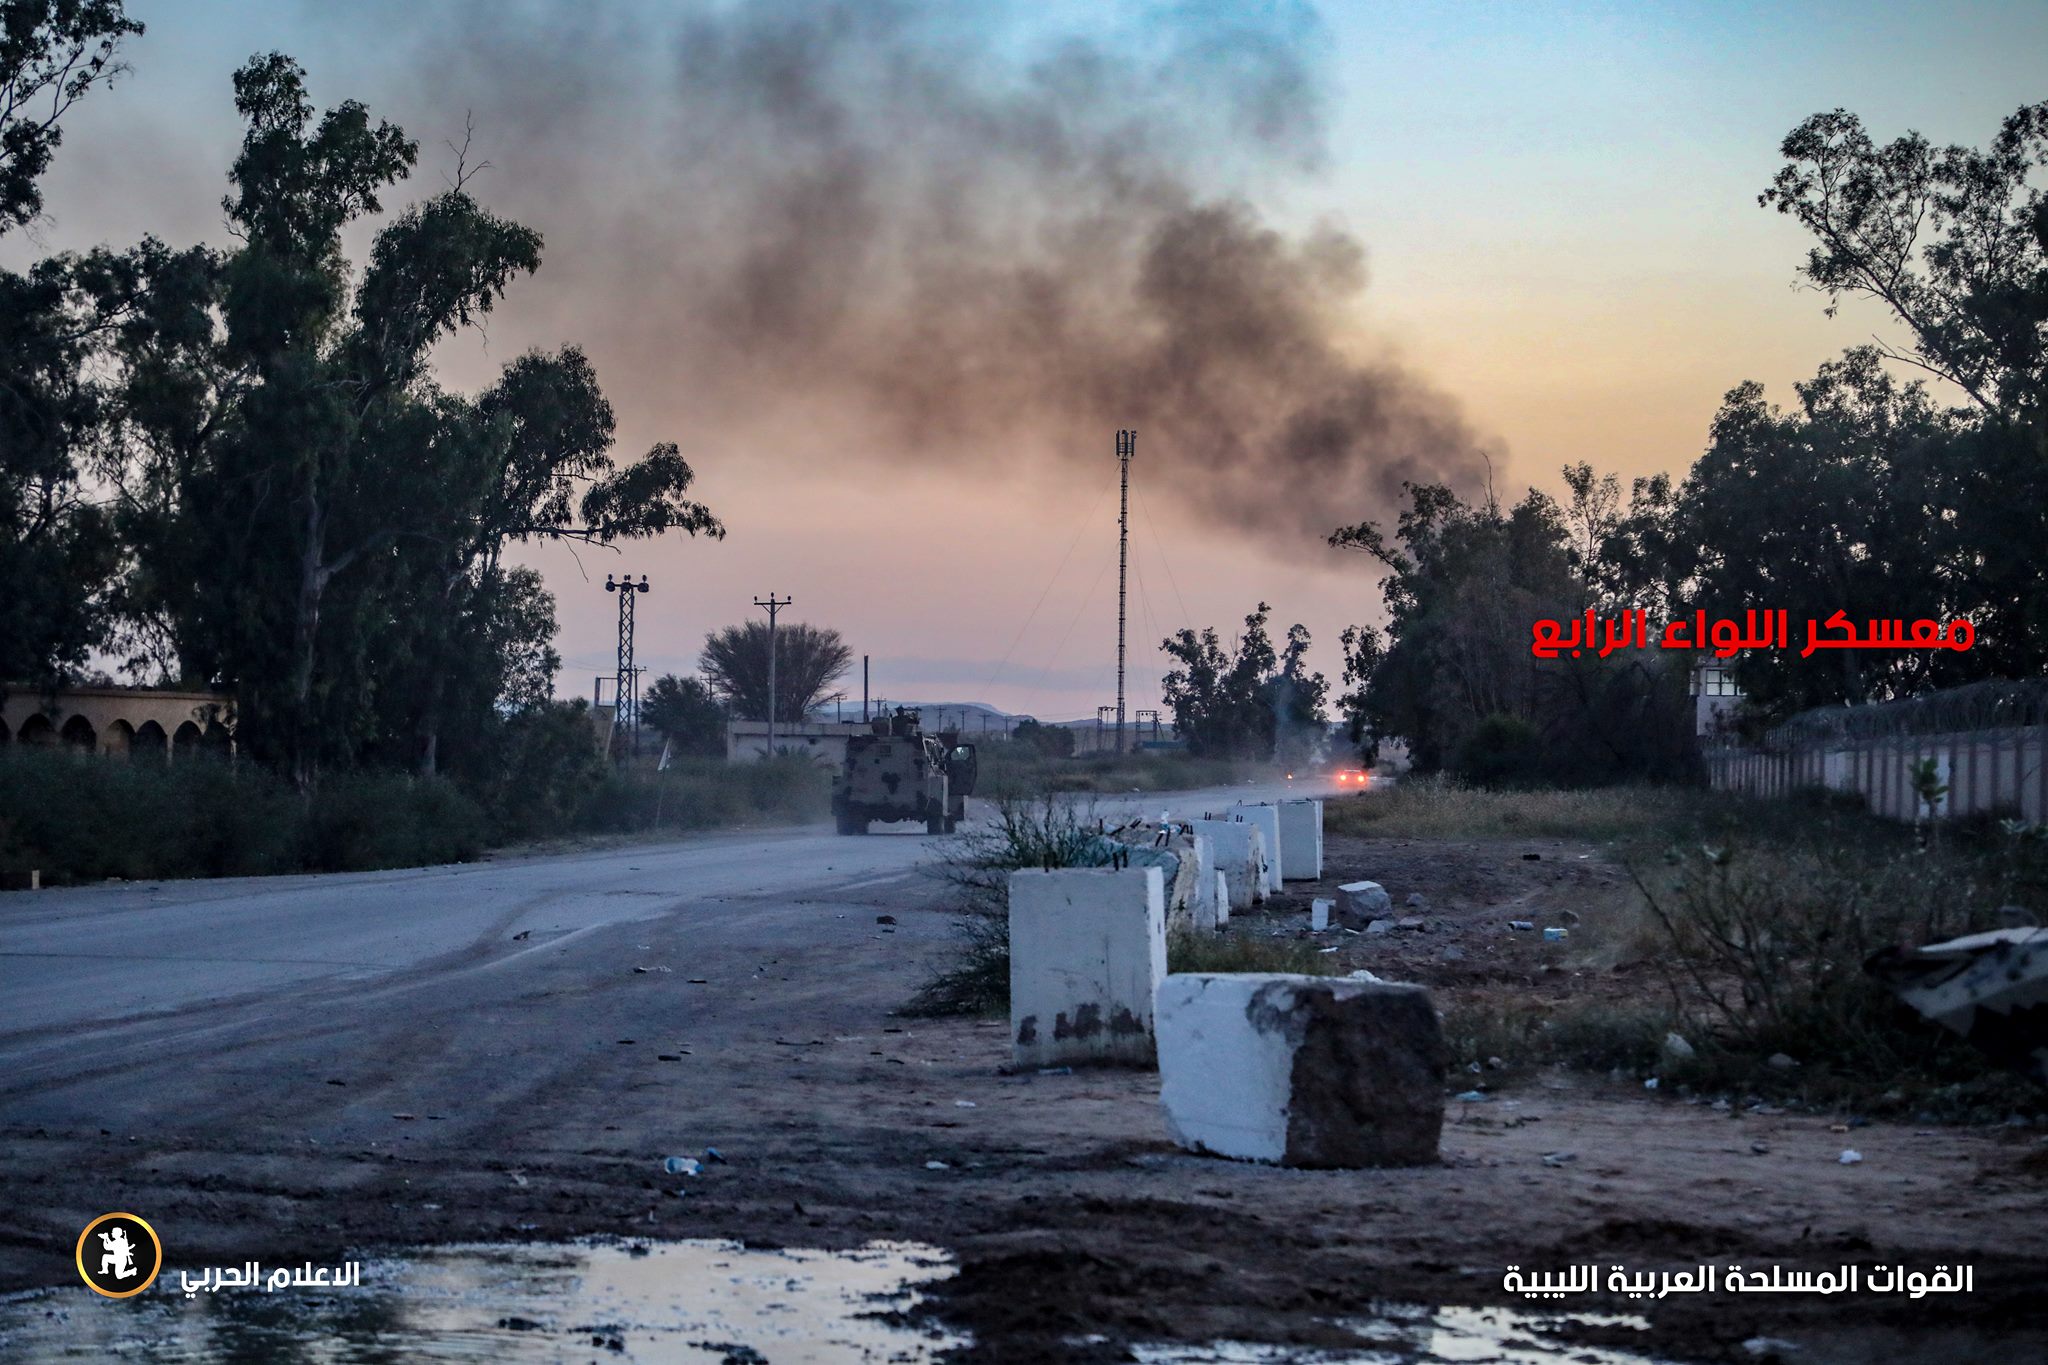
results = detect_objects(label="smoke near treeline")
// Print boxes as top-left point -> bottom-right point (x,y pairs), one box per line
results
368,0 -> 1495,554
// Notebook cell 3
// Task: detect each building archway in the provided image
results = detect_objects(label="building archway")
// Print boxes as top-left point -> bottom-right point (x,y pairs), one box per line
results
133,720 -> 168,760
60,715 -> 96,751
16,714 -> 54,747
197,723 -> 232,759
103,719 -> 134,758
172,720 -> 203,756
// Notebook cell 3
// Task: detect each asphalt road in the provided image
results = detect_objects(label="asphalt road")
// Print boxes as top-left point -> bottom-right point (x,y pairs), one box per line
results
0,775 -> 1324,1052
0,775 -> 1330,1184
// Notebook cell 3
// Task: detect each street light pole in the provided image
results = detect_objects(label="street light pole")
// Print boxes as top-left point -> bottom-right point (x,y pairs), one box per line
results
753,593 -> 792,757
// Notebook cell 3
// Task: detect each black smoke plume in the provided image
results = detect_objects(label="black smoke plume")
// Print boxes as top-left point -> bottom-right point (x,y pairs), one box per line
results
372,0 -> 1495,553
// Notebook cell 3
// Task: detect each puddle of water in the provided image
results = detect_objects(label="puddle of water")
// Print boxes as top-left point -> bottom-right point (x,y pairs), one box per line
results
1133,1305 -> 1676,1365
0,1238 -> 964,1363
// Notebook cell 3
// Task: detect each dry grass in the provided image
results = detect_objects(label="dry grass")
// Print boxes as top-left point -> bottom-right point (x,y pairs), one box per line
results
1166,927 -> 1349,977
1323,775 -> 1704,844
975,748 -> 1272,798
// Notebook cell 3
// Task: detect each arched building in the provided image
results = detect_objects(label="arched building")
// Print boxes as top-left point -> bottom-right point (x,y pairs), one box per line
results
0,687 -> 234,760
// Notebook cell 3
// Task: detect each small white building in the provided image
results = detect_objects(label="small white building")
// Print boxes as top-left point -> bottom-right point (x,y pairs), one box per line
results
1691,661 -> 1743,736
725,720 -> 871,767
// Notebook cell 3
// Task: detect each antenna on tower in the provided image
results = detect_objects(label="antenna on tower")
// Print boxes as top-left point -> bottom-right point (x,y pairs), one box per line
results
1115,429 -> 1135,756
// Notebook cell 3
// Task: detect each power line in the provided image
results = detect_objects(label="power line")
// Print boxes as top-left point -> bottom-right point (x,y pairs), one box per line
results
1134,481 -> 1192,632
1026,542 -> 1117,705
605,573 -> 649,760
982,474 -> 1114,700
753,593 -> 792,753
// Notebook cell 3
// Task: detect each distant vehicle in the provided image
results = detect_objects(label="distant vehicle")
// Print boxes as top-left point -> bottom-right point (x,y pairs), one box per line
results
1331,768 -> 1371,787
832,707 -> 977,835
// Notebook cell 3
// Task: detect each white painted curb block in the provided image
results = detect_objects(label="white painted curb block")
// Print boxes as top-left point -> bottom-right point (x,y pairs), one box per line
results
1227,804 -> 1284,890
1193,820 -> 1267,912
1009,866 -> 1166,1068
1277,799 -> 1323,881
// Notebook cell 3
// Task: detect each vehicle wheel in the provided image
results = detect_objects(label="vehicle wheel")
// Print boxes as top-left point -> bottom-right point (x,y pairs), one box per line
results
926,812 -> 946,835
943,816 -> 958,834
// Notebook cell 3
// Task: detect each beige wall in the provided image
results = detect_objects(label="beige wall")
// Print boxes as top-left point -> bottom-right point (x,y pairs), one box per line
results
0,688 -> 233,759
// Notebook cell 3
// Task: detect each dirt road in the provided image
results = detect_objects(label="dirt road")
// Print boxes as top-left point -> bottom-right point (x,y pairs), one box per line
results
2,786 -> 2044,1361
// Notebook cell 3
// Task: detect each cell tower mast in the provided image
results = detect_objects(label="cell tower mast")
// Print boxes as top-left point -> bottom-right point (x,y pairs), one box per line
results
1115,429 -> 1135,756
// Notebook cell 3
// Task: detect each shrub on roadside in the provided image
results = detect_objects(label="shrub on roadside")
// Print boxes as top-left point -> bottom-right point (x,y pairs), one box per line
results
1450,713 -> 1546,788
0,749 -> 484,882
575,753 -> 830,834
302,772 -> 488,871
903,795 -> 1114,1016
904,793 -> 1355,1017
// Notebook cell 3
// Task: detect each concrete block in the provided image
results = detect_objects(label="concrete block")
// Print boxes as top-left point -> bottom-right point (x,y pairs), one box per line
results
1193,820 -> 1267,912
1213,870 -> 1230,927
1277,799 -> 1323,880
1009,867 -> 1166,1068
1180,834 -> 1221,930
1155,973 -> 1447,1167
1163,840 -> 1197,931
1310,898 -> 1332,931
1336,880 -> 1391,925
1227,804 -> 1284,890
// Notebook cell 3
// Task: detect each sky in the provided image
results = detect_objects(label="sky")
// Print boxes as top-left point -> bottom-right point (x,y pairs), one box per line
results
14,1 -> 2046,720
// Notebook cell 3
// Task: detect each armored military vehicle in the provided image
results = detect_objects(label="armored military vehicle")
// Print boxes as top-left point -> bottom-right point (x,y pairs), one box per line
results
832,707 -> 977,835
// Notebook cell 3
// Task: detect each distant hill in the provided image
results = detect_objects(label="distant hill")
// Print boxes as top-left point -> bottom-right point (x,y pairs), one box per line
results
802,699 -> 1032,729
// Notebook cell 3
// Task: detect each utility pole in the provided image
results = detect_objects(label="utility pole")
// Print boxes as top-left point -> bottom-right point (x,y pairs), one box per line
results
1115,429 -> 1135,755
754,593 -> 792,756
605,573 -> 649,759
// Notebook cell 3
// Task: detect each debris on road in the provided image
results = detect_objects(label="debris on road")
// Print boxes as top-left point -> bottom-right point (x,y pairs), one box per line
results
1336,879 -> 1392,923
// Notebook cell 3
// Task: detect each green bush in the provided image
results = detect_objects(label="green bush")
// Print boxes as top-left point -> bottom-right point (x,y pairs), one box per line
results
903,795 -> 1112,1016
0,717 -> 830,886
0,748 -> 300,882
575,754 -> 829,834
303,772 -> 487,871
1451,713 -> 1546,788
0,749 -> 483,883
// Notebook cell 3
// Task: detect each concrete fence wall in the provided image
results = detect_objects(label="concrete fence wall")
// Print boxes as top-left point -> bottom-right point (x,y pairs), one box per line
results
1705,725 -> 2048,824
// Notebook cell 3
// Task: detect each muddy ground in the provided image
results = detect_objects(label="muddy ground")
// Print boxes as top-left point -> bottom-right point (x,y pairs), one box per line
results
3,827 -> 2045,1362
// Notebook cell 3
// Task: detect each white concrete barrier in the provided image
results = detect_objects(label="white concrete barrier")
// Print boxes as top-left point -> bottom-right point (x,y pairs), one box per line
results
1227,804 -> 1284,891
1176,833 -> 1217,930
1155,972 -> 1446,1167
1193,820 -> 1267,912
1009,866 -> 1166,1068
1276,799 -> 1323,881
1213,870 -> 1230,927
